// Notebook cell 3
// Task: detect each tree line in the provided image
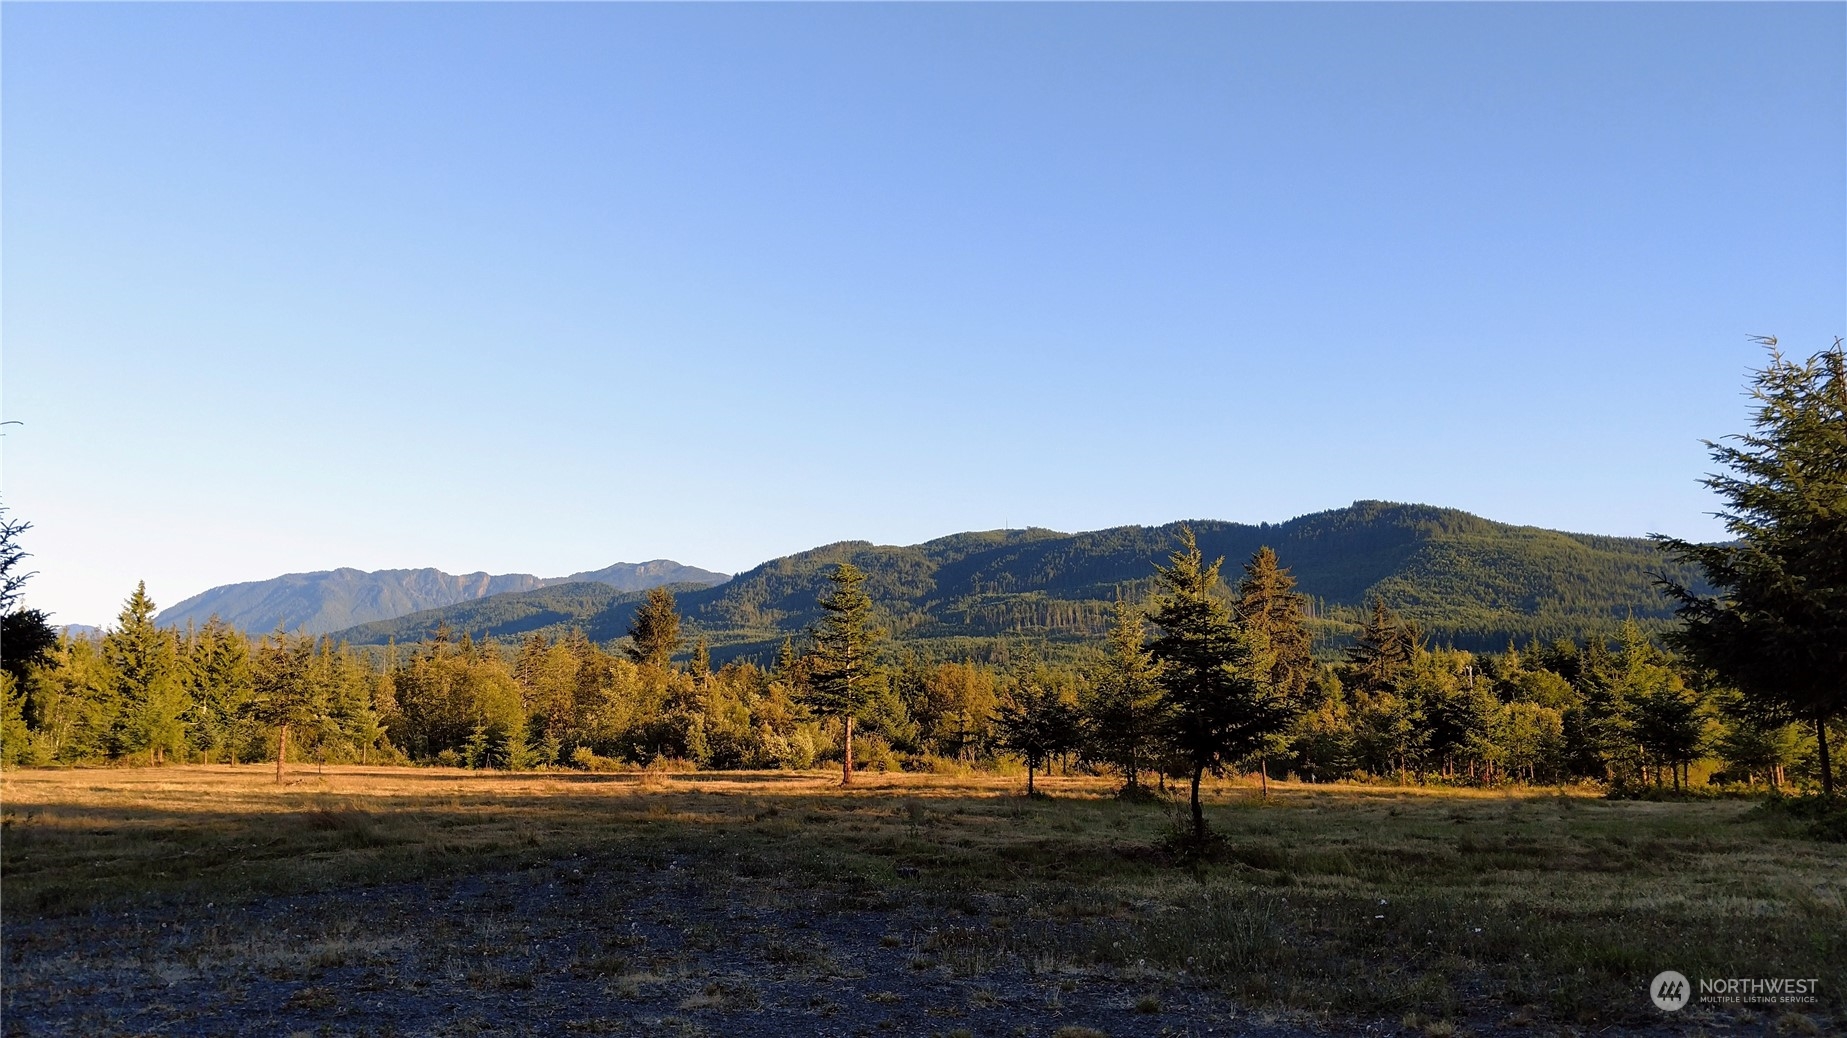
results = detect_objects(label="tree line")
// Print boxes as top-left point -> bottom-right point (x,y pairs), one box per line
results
3,555 -> 1829,807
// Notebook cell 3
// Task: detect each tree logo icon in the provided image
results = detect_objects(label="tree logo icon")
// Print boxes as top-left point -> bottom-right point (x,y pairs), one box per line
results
1650,970 -> 1690,1011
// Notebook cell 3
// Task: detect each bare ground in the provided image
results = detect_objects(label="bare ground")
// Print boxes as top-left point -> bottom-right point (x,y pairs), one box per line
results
3,766 -> 1838,1038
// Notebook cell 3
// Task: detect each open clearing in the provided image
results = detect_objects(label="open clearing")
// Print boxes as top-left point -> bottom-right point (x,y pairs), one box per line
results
2,766 -> 1841,1037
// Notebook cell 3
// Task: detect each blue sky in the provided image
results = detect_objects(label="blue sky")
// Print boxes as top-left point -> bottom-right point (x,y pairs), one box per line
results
4,4 -> 1843,626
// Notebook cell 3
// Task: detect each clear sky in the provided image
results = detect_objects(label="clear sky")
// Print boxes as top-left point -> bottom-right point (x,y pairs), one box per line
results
4,3 -> 1843,627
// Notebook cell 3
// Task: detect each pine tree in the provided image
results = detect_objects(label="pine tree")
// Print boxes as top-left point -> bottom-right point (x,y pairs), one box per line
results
891,650 -> 934,748
1234,548 -> 1315,791
775,637 -> 800,680
1712,693 -> 1800,789
248,631 -> 323,783
1083,597 -> 1166,792
103,582 -> 189,764
1655,337 -> 1847,795
993,678 -> 1080,796
0,503 -> 55,688
1234,547 -> 1315,700
1609,619 -> 1705,789
0,503 -> 34,614
464,722 -> 492,769
1352,688 -> 1425,780
1147,528 -> 1296,841
804,563 -> 881,785
186,617 -> 252,764
316,639 -> 381,764
1344,599 -> 1420,695
625,587 -> 683,669
514,632 -> 574,751
1630,681 -> 1706,791
22,635 -> 117,763
1,671 -> 36,766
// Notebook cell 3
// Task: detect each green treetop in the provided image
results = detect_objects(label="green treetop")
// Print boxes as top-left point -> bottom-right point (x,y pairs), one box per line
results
1233,547 -> 1315,701
625,587 -> 684,669
1344,598 -> 1421,695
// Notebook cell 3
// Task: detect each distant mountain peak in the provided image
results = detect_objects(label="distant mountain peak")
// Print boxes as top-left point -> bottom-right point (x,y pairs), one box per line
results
566,560 -> 731,589
155,560 -> 728,636
325,501 -> 1707,661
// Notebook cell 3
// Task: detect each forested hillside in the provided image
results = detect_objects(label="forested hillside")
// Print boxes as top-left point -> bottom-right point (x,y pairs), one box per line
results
157,562 -> 729,636
332,582 -> 715,647
329,502 -> 1707,659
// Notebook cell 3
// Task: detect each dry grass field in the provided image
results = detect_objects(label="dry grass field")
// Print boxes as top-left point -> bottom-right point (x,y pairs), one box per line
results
2,766 -> 1841,1037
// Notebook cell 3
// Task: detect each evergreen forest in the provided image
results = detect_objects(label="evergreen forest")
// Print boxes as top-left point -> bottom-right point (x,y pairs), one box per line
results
328,501 -> 1710,661
4,553 -> 1827,797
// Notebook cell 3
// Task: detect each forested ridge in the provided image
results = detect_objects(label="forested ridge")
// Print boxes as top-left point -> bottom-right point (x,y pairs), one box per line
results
329,501 -> 1708,660
7,554 -> 1819,798
156,561 -> 730,637
0,507 -> 1828,799
332,582 -> 719,647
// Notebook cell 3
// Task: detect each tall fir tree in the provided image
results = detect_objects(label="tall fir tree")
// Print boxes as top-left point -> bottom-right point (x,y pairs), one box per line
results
1147,529 -> 1296,841
690,636 -> 712,686
248,631 -> 323,783
774,636 -> 800,680
1233,547 -> 1315,791
185,617 -> 252,763
1344,598 -> 1420,695
804,563 -> 881,785
1655,337 -> 1847,795
103,582 -> 189,764
1234,547 -> 1315,700
1083,597 -> 1167,792
625,587 -> 684,669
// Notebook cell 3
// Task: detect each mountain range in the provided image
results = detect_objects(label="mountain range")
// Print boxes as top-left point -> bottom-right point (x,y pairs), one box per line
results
155,561 -> 731,636
322,502 -> 1708,661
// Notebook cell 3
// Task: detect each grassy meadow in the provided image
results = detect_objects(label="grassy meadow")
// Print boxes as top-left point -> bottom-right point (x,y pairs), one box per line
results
3,766 -> 1842,1035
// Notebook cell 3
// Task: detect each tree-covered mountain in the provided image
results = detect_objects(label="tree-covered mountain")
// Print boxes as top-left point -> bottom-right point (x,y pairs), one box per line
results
156,562 -> 729,636
327,502 -> 1708,659
329,581 -> 720,647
